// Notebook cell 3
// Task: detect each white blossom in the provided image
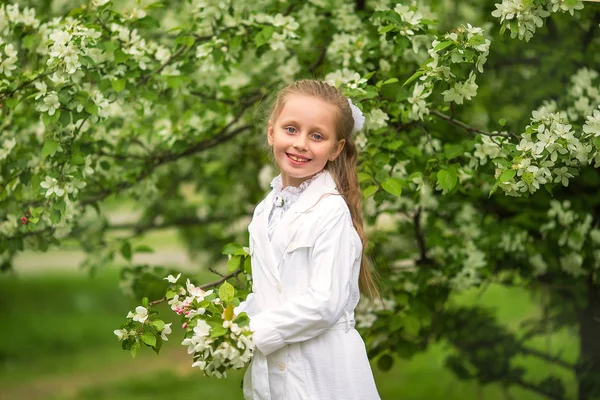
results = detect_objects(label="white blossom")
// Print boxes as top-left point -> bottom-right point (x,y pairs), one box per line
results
0,43 -> 18,76
407,83 -> 431,121
126,306 -> 148,323
366,109 -> 389,130
40,176 -> 65,197
161,323 -> 172,341
37,92 -> 60,115
164,273 -> 182,283
442,73 -> 478,105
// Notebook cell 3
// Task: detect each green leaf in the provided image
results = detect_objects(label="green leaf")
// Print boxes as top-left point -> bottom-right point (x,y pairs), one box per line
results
136,16 -> 160,29
142,297 -> 149,307
444,144 -> 463,161
357,172 -> 371,183
402,70 -> 423,87
222,243 -> 242,255
151,319 -> 165,331
54,200 -> 66,212
130,341 -> 140,358
41,140 -> 59,159
498,169 -> 516,182
6,97 -> 18,109
71,153 -> 85,165
134,245 -> 154,253
101,40 -> 115,53
381,178 -> 402,197
377,354 -> 394,372
388,140 -> 403,150
84,103 -> 98,115
434,40 -> 454,52
121,241 -> 132,261
111,79 -> 126,93
141,332 -> 157,347
254,26 -> 274,48
243,256 -> 252,274
223,303 -> 234,321
114,49 -> 127,64
363,185 -> 379,199
50,209 -> 62,223
145,1 -> 165,9
228,255 -> 241,272
42,113 -> 53,126
174,35 -> 195,47
498,118 -> 506,127
218,281 -> 235,303
467,35 -> 486,47
210,325 -> 227,338
382,78 -> 399,85
437,169 -> 457,192
166,76 -> 183,89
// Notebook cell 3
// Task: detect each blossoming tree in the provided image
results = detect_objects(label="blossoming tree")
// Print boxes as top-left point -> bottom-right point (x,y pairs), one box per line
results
1,0 -> 600,398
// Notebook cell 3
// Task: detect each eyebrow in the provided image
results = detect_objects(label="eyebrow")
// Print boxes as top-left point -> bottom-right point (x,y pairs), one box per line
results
279,119 -> 332,135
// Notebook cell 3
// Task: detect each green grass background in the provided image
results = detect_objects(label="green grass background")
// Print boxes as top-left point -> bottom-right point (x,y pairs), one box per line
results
0,264 -> 578,400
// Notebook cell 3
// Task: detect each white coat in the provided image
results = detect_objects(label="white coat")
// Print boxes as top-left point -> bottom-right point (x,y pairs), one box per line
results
238,171 -> 381,400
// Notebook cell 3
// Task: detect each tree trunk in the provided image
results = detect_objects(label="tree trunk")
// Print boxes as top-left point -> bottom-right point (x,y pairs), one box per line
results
578,277 -> 600,400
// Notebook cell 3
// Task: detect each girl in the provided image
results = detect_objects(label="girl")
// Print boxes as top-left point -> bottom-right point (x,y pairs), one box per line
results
238,80 -> 381,400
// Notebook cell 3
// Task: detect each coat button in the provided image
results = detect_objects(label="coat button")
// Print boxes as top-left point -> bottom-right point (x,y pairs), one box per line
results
279,362 -> 286,371
276,284 -> 282,293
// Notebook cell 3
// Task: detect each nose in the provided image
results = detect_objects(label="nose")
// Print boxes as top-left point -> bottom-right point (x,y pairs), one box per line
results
293,134 -> 308,151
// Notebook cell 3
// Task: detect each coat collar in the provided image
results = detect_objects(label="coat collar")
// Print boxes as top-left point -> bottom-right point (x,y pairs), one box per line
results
250,170 -> 339,282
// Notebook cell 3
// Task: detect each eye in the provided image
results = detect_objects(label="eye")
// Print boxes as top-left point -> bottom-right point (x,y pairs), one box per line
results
311,133 -> 324,140
285,126 -> 296,134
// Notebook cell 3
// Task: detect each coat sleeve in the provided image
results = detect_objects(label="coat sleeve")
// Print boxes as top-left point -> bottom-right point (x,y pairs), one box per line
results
249,205 -> 358,356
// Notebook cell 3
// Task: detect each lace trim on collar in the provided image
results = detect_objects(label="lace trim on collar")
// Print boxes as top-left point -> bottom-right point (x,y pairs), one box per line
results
270,170 -> 325,193
270,170 -> 325,209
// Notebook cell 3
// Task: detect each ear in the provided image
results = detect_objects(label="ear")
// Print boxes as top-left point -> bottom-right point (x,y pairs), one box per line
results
267,120 -> 274,146
329,139 -> 346,161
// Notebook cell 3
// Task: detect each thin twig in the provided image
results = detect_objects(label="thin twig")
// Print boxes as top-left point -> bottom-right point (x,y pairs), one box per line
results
0,70 -> 54,100
413,207 -> 430,265
519,345 -> 575,370
148,268 -> 245,307
209,267 -> 225,278
431,110 -> 518,139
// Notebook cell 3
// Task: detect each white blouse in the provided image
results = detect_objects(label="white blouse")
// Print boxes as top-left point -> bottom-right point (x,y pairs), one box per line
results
267,171 -> 324,241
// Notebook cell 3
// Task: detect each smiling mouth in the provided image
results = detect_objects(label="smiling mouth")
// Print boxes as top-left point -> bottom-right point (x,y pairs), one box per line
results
286,153 -> 311,163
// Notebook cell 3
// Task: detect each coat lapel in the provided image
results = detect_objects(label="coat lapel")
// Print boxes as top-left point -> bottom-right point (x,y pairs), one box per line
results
249,191 -> 281,283
249,170 -> 340,283
270,171 -> 339,267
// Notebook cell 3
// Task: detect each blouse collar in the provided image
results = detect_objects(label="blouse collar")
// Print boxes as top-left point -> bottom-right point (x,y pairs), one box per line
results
270,170 -> 326,210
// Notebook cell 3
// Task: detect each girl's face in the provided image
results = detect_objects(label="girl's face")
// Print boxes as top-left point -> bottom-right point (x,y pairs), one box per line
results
268,94 -> 346,188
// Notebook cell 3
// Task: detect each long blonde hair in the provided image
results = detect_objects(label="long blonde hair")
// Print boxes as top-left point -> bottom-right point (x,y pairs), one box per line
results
268,79 -> 380,300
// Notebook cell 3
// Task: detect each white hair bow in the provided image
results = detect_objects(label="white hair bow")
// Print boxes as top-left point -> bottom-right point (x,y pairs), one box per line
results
347,98 -> 365,133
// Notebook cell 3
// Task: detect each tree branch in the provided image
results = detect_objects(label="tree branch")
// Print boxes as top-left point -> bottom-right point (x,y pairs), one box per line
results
82,117 -> 254,208
149,268 -> 245,307
106,214 -> 241,234
514,377 -> 566,400
431,110 -> 518,140
519,345 -> 575,371
309,42 -> 329,74
0,70 -> 54,101
413,207 -> 431,265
